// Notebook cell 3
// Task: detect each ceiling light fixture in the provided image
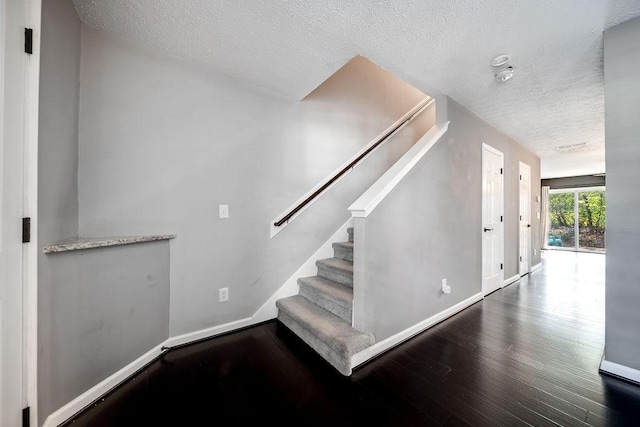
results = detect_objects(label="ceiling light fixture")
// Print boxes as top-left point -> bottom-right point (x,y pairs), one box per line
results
491,54 -> 514,83
554,142 -> 590,153
495,66 -> 514,82
491,54 -> 510,67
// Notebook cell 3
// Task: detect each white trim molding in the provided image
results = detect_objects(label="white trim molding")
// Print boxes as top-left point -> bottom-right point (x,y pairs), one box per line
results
531,262 -> 543,272
271,98 -> 434,238
42,219 -> 353,424
25,1 -> 42,426
600,358 -> 640,385
255,219 -> 352,322
165,318 -> 253,349
349,121 -> 449,218
42,342 -> 168,427
168,220 -> 353,346
503,274 -> 520,287
43,316 -> 257,426
350,292 -> 483,369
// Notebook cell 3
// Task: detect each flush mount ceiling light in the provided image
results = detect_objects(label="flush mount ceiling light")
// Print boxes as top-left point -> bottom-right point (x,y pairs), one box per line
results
554,142 -> 590,153
491,54 -> 510,67
491,54 -> 515,83
495,66 -> 514,82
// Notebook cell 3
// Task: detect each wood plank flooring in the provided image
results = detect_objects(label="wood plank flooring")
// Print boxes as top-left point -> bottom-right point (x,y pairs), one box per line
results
62,250 -> 640,426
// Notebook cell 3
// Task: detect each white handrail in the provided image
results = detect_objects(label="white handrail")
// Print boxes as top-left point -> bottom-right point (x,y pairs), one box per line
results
270,97 -> 436,238
348,121 -> 450,218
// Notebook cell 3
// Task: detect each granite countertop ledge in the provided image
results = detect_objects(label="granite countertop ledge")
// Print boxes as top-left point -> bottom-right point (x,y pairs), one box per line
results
43,234 -> 176,254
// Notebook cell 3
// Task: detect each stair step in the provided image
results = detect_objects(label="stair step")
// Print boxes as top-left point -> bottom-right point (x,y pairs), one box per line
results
316,258 -> 353,287
276,295 -> 374,375
332,241 -> 353,262
298,276 -> 353,322
347,227 -> 354,243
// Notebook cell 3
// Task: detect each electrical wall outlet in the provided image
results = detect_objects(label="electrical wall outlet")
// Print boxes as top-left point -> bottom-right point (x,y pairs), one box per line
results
219,205 -> 229,219
219,287 -> 229,302
534,249 -> 537,256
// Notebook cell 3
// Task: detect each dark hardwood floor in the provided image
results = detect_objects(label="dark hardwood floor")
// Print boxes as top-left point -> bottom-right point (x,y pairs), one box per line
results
62,250 -> 640,426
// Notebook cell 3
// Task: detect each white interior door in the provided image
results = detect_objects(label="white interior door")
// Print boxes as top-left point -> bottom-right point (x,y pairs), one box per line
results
1,0 -> 28,424
519,162 -> 531,276
482,143 -> 504,296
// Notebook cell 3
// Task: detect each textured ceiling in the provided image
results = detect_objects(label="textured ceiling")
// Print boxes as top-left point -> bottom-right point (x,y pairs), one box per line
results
71,0 -> 640,178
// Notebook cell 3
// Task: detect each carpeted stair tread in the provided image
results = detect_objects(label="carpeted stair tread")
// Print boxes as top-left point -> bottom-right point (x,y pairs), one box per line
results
298,276 -> 353,321
276,295 -> 374,373
275,224 -> 370,375
332,241 -> 354,262
316,257 -> 353,276
332,241 -> 353,250
298,276 -> 352,307
316,257 -> 353,287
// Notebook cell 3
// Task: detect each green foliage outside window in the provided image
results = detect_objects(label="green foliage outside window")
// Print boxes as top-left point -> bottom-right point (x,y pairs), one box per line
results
549,192 -> 574,227
548,191 -> 605,250
577,191 -> 606,232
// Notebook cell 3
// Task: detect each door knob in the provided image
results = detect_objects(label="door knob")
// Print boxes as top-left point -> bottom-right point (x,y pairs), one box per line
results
527,224 -> 531,228
484,227 -> 493,232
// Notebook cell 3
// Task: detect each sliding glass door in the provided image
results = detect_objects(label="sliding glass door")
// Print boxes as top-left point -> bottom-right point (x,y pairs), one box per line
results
577,190 -> 606,251
548,188 -> 605,252
549,192 -> 575,248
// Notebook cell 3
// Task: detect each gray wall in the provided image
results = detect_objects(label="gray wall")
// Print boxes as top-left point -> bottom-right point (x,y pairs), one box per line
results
355,98 -> 540,340
77,28 -> 435,336
38,3 -> 172,423
37,0 -> 80,421
603,16 -> 640,371
446,99 -> 541,274
40,242 -> 170,420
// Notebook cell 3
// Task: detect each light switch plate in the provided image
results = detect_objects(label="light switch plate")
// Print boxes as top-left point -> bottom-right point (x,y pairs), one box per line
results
219,205 -> 229,219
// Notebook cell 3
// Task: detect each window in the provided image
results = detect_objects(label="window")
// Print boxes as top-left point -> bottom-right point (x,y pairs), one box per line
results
547,187 -> 605,252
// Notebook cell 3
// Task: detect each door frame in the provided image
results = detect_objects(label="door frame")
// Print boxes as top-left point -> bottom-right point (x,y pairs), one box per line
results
518,161 -> 531,276
25,0 -> 40,424
481,143 -> 505,296
1,0 -> 40,424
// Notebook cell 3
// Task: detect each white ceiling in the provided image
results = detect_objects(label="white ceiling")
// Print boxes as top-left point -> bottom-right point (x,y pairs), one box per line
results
71,0 -> 640,179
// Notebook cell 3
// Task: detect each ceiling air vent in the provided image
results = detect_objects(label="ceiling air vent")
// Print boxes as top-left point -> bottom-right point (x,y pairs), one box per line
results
554,142 -> 589,153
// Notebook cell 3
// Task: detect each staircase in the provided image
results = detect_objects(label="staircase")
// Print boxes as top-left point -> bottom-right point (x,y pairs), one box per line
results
276,227 -> 375,375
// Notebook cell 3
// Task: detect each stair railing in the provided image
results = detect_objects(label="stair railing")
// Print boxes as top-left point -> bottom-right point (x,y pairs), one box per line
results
273,96 -> 434,228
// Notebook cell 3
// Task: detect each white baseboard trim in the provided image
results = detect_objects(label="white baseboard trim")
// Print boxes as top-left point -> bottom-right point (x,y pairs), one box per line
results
165,317 -> 254,348
503,274 -> 520,287
600,358 -> 640,385
350,292 -> 484,369
42,219 -> 354,425
531,262 -> 543,272
42,341 -> 168,427
44,317 -> 259,426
